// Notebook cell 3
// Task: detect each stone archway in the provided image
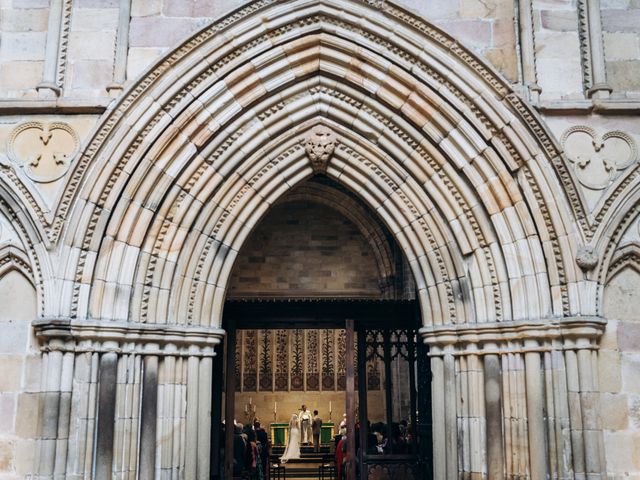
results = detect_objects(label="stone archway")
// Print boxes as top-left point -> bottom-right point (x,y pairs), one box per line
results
32,1 -> 607,478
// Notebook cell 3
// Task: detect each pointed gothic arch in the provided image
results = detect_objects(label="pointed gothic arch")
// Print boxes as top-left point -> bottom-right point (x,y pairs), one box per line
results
32,1 -> 610,479
55,0 -> 585,328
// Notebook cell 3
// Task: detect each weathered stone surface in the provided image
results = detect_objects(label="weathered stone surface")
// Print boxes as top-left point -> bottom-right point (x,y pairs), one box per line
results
540,10 -> 579,31
0,357 -> 23,392
602,9 -> 640,32
129,17 -> 209,48
0,0 -> 637,478
0,32 -> 45,60
0,8 -> 48,31
605,32 -> 640,60
162,0 -> 242,17
604,268 -> 640,321
601,393 -> 629,429
599,350 -> 622,392
622,355 -> 640,395
607,60 -> 640,92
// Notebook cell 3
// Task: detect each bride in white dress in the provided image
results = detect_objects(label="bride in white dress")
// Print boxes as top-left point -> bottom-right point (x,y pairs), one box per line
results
280,413 -> 301,463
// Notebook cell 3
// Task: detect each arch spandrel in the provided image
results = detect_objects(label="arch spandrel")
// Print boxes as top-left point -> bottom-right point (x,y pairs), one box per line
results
51,0 -> 587,328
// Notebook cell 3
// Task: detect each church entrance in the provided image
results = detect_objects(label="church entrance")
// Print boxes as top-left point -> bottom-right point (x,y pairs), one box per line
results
209,179 -> 433,480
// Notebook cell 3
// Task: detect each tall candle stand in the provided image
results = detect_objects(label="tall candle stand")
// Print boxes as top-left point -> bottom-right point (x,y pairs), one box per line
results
244,398 -> 256,425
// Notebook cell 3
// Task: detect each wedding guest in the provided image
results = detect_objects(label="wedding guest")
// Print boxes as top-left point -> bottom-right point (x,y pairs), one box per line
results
233,424 -> 246,475
339,413 -> 347,430
335,432 -> 347,480
254,421 -> 269,478
247,429 -> 265,480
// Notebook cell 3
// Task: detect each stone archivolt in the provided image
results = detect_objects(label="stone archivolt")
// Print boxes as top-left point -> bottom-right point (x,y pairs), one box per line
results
60,23 -> 581,328
3,0 -> 639,478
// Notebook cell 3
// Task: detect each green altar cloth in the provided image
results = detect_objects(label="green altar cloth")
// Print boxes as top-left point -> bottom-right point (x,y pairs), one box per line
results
270,422 -> 335,445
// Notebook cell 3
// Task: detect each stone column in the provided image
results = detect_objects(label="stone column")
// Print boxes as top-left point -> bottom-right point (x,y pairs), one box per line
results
524,346 -> 548,479
484,353 -> 504,479
576,346 -> 606,476
37,0 -> 68,98
32,319 -> 224,480
95,351 -> 118,479
106,0 -> 132,96
517,0 -> 542,103
581,0 -> 612,98
430,355 -> 446,479
443,351 -> 458,478
139,355 -> 159,480
422,317 -> 606,479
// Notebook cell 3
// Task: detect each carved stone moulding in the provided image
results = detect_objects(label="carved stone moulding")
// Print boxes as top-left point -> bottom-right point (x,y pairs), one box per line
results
6,121 -> 79,184
33,318 -> 225,357
606,243 -> 640,283
420,316 -> 606,356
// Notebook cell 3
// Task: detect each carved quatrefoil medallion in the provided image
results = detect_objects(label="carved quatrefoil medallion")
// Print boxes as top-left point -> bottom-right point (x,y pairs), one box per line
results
561,126 -> 638,210
7,122 -> 79,184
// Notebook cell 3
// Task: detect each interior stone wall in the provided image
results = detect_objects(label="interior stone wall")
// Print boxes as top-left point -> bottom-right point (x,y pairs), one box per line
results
228,202 -> 382,297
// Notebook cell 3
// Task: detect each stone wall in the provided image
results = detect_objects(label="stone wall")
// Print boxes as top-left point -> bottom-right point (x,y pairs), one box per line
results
601,0 -> 640,97
2,0 -> 639,101
0,271 -> 39,479
0,0 -> 638,478
229,201 -> 382,297
601,268 -> 640,476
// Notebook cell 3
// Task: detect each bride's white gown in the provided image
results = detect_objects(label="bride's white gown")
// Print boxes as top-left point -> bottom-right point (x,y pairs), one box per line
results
280,426 -> 301,463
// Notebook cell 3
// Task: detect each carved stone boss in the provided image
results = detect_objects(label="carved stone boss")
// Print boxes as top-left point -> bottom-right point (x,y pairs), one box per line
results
7,121 -> 79,183
301,125 -> 339,174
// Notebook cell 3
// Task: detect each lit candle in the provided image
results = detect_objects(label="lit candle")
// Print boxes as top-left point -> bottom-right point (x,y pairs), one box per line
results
249,397 -> 252,405
274,401 -> 277,413
329,401 -> 332,413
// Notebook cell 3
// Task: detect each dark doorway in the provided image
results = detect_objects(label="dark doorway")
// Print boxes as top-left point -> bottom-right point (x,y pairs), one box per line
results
212,299 -> 432,480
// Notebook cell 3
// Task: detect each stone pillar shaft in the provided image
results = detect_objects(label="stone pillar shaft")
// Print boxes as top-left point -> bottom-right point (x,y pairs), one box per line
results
139,356 -> 158,480
517,0 -> 541,102
585,0 -> 611,98
107,0 -> 132,96
484,354 -> 504,479
95,352 -> 118,479
525,350 -> 548,479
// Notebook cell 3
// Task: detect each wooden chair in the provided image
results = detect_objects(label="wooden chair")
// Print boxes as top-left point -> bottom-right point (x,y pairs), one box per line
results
318,454 -> 336,480
270,462 -> 286,480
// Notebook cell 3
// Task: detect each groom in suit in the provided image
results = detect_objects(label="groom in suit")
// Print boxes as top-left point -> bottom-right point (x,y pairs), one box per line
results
312,410 -> 323,452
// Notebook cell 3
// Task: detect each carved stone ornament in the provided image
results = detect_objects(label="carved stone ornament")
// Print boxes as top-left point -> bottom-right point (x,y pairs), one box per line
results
301,125 -> 338,174
576,245 -> 598,271
561,126 -> 638,192
7,122 -> 79,183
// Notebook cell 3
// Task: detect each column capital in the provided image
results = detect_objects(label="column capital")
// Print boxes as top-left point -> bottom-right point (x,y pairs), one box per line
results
419,316 -> 606,356
32,318 -> 225,357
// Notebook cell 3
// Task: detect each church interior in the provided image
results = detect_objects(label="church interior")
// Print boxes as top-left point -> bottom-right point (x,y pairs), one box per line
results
212,177 -> 428,474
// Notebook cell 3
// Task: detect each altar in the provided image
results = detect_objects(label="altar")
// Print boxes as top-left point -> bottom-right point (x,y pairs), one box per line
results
270,422 -> 335,446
